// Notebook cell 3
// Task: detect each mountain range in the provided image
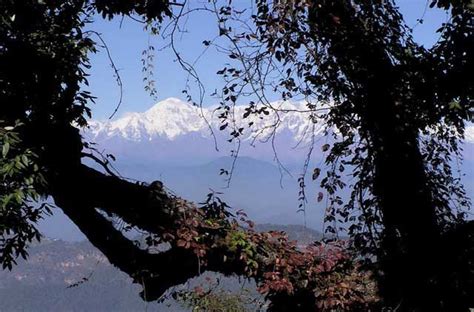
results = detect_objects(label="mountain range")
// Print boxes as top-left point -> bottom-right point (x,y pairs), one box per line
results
84,98 -> 332,166
85,97 -> 474,156
87,97 -> 474,144
87,97 -> 326,143
39,98 -> 473,240
84,96 -> 474,210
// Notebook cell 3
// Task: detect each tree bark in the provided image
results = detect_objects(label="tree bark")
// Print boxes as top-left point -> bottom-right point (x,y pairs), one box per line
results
308,1 -> 443,309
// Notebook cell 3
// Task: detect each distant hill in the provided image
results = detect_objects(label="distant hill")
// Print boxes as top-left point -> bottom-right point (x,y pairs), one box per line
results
155,156 -> 321,225
255,224 -> 324,245
39,157 -> 328,240
0,239 -> 174,312
0,223 -> 323,312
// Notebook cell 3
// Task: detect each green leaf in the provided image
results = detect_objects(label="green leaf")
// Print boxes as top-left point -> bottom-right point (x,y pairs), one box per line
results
449,101 -> 461,110
468,1 -> 474,11
2,142 -> 10,157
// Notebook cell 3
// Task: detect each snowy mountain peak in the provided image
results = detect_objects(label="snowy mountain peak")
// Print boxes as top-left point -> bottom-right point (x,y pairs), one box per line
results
88,98 -> 209,141
85,97 -> 474,146
86,98 -> 326,143
145,97 -> 197,116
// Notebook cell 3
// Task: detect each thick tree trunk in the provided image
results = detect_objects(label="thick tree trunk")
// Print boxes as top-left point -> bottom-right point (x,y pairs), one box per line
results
362,51 -> 441,310
307,1 -> 443,309
368,110 -> 441,310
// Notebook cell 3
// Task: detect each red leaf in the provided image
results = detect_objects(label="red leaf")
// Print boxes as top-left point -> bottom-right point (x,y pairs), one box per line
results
317,192 -> 324,202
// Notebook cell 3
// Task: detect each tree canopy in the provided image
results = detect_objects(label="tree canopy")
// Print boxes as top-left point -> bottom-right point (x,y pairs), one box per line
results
209,0 -> 473,309
1,0 -> 473,311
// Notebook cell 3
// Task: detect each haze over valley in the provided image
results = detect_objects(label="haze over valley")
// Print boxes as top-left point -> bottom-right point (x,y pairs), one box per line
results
39,98 -> 474,240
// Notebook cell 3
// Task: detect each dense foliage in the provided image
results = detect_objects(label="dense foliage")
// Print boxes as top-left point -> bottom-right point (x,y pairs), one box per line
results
0,124 -> 50,269
148,195 -> 378,310
206,0 -> 473,309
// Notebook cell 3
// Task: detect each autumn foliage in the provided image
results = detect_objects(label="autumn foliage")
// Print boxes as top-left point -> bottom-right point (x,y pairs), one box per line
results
145,192 -> 378,311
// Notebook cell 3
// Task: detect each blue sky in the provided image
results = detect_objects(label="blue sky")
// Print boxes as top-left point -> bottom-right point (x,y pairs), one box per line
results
86,0 -> 449,120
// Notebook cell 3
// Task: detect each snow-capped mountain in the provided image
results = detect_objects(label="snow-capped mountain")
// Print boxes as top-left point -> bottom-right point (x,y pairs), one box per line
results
87,97 -> 325,142
84,97 -> 331,165
87,97 -> 474,143
84,97 -> 474,165
88,98 -> 210,141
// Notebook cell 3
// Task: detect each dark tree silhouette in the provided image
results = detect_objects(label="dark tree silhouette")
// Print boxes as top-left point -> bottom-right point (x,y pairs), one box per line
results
210,0 -> 473,310
0,0 -> 473,311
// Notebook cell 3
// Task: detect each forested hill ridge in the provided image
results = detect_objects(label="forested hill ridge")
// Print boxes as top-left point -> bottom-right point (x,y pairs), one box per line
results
254,224 -> 324,245
0,224 -> 321,312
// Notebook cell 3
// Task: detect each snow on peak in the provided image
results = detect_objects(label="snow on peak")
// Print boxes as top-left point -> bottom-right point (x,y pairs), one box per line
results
86,98 -> 326,142
466,125 -> 474,143
145,97 -> 193,115
142,98 -> 208,139
85,98 -> 474,151
88,98 -> 208,141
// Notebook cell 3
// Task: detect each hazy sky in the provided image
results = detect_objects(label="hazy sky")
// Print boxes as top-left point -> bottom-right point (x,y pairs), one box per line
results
86,0 -> 449,120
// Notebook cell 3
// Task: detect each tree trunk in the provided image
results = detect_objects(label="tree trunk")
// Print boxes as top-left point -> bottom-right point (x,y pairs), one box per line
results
307,1 -> 443,309
368,106 -> 441,310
